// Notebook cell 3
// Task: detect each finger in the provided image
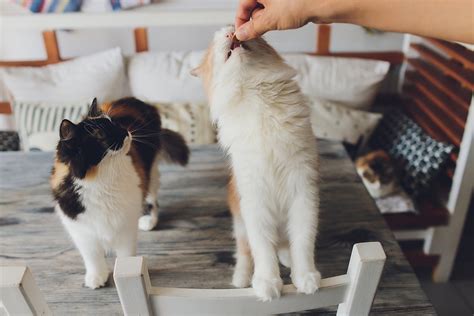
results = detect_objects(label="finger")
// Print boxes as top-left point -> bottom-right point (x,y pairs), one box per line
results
251,6 -> 264,20
235,0 -> 259,29
235,15 -> 271,41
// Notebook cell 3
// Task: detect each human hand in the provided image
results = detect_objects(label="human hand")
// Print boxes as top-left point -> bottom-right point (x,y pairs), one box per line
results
234,0 -> 319,41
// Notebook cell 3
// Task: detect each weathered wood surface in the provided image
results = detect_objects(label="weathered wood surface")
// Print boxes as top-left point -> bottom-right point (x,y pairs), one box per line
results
0,142 -> 435,315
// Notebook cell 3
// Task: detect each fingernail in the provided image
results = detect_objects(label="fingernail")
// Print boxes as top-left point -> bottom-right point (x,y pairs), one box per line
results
235,26 -> 248,41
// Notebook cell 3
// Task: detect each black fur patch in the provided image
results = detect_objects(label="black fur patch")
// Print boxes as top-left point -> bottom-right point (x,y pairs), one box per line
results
57,117 -> 128,179
160,129 -> 190,166
52,173 -> 85,220
112,97 -> 163,185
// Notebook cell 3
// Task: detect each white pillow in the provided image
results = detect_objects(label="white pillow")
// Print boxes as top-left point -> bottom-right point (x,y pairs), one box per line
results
128,51 -> 206,103
128,52 -> 388,109
3,48 -> 130,103
154,102 -> 216,145
12,100 -> 90,151
0,68 -> 9,101
285,55 -> 389,110
310,98 -> 382,145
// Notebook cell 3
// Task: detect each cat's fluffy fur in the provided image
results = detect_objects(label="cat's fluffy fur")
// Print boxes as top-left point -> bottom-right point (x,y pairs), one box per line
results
51,97 -> 189,289
193,26 -> 321,301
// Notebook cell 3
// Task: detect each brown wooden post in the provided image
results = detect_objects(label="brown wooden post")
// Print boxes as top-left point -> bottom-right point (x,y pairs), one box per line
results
134,27 -> 149,53
42,30 -> 61,63
317,25 -> 331,55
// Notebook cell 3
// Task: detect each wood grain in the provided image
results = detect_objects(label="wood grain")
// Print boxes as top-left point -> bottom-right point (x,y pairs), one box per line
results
0,143 -> 435,315
42,31 -> 61,63
134,28 -> 149,53
316,25 -> 331,55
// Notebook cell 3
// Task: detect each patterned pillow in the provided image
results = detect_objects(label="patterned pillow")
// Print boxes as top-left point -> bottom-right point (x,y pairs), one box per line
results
153,102 -> 217,145
0,131 -> 20,151
370,110 -> 454,197
13,100 -> 90,151
11,0 -> 82,13
310,98 -> 383,145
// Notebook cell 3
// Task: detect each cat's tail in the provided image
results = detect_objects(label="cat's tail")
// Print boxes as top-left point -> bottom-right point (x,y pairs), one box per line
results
159,129 -> 190,166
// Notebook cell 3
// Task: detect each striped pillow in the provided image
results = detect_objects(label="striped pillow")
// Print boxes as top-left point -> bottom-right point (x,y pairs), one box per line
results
13,100 -> 90,151
11,0 -> 82,13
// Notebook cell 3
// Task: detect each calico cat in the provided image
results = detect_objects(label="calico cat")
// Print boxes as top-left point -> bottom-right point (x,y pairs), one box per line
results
356,150 -> 397,199
51,97 -> 189,289
192,26 -> 321,301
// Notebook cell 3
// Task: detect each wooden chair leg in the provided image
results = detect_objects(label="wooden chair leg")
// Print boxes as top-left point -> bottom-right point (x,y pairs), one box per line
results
336,242 -> 386,316
0,266 -> 52,315
113,256 -> 152,316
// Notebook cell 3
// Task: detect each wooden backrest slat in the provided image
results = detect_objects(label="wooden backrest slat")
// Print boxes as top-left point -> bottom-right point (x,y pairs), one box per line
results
0,102 -> 12,114
405,71 -> 467,127
403,99 -> 447,141
411,43 -> 474,90
316,25 -> 331,54
405,86 -> 462,146
134,27 -> 149,53
407,58 -> 471,111
426,38 -> 474,70
42,31 -> 61,63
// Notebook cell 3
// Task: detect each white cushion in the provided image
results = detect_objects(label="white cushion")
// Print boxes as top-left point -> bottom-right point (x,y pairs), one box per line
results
0,68 -> 9,101
12,100 -> 90,151
3,48 -> 130,103
154,102 -> 216,145
128,52 -> 389,109
285,54 -> 389,110
128,51 -> 206,103
310,98 -> 382,145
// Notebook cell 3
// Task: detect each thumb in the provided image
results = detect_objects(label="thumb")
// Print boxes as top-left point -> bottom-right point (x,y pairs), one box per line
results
235,18 -> 269,41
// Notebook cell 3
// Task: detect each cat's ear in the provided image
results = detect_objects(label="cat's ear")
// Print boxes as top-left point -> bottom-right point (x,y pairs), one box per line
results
190,66 -> 202,77
60,119 -> 77,140
88,97 -> 101,117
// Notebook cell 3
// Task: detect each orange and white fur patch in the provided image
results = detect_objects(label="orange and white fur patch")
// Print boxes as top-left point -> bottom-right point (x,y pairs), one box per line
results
192,26 -> 321,301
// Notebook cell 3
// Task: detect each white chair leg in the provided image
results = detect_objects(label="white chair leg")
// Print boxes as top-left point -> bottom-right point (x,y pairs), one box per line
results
113,256 -> 152,316
0,266 -> 52,316
336,242 -> 386,316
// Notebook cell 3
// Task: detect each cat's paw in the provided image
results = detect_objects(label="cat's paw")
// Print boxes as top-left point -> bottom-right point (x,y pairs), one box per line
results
292,270 -> 321,295
84,270 -> 109,289
232,268 -> 252,288
138,215 -> 158,231
252,276 -> 283,302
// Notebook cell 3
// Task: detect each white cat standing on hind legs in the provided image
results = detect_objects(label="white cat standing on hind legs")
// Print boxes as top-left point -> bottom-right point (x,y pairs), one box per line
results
192,26 -> 321,301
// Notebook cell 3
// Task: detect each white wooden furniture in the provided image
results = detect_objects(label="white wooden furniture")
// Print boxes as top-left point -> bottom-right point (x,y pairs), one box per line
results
113,242 -> 386,316
0,266 -> 51,316
393,36 -> 474,281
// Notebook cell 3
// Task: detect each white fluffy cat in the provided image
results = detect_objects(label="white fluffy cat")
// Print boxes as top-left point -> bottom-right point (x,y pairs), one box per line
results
192,26 -> 321,301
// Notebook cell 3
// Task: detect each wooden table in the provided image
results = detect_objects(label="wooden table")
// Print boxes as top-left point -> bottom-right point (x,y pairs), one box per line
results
0,142 -> 435,315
